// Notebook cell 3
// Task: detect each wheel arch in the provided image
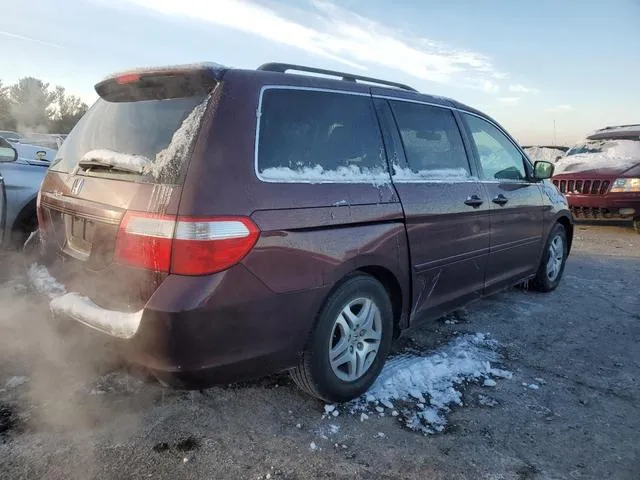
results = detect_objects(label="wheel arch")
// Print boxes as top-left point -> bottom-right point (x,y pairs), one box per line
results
555,213 -> 574,253
356,265 -> 404,338
12,196 -> 38,234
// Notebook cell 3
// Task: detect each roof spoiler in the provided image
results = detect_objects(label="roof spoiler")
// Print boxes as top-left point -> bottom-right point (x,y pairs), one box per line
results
95,62 -> 227,102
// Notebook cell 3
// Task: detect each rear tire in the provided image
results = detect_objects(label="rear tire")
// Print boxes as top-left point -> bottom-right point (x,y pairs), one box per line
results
290,274 -> 393,403
531,223 -> 568,292
633,217 -> 640,234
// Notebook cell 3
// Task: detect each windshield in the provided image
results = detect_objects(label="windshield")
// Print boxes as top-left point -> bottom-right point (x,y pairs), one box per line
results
50,95 -> 207,181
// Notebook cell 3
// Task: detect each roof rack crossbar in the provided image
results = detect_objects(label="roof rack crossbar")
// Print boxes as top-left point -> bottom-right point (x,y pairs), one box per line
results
257,62 -> 417,92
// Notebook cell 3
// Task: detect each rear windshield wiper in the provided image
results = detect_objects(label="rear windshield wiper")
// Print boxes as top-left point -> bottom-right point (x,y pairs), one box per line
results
77,149 -> 152,174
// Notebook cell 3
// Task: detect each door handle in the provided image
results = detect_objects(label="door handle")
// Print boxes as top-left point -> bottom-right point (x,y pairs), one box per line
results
492,194 -> 509,206
464,195 -> 484,208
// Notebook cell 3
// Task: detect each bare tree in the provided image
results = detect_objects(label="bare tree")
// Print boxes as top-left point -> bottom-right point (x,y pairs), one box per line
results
0,80 -> 15,130
50,86 -> 89,134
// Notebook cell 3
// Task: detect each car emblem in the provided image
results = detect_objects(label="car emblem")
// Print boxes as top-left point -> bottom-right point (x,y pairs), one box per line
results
71,177 -> 84,196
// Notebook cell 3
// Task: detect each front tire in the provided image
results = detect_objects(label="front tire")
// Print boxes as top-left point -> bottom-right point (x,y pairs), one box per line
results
531,223 -> 568,292
290,274 -> 393,403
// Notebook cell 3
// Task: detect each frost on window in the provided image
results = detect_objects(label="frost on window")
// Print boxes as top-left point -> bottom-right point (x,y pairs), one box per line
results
390,101 -> 472,181
257,89 -> 390,183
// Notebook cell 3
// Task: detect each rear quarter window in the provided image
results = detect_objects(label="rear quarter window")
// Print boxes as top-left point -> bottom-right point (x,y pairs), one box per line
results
257,89 -> 389,183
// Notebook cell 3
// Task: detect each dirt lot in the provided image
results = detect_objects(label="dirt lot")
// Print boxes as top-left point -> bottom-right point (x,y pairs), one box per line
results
0,223 -> 639,480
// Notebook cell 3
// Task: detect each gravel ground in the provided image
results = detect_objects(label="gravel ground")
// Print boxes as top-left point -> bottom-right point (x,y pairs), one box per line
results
0,223 -> 638,480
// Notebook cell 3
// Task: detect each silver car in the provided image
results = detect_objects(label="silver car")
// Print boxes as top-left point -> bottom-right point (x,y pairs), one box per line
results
0,137 -> 56,246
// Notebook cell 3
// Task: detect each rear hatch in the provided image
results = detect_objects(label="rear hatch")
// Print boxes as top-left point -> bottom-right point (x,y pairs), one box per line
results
38,64 -> 224,311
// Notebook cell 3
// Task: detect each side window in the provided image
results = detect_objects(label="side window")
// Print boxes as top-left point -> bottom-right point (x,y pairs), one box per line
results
257,89 -> 387,182
463,113 -> 527,181
389,101 -> 471,180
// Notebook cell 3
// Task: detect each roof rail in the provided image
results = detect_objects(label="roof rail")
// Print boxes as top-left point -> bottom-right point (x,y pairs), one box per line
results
257,62 -> 418,92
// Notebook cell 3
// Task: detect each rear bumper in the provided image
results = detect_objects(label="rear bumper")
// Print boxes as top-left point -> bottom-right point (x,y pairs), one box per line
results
32,263 -> 325,386
565,193 -> 640,219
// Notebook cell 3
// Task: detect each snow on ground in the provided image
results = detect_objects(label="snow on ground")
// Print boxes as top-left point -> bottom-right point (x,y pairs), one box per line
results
347,333 -> 512,434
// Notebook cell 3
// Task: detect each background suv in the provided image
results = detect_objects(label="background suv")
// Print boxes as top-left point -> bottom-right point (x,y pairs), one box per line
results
553,124 -> 640,233
35,62 -> 572,402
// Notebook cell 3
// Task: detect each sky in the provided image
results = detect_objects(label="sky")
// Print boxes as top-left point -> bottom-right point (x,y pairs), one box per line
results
1,0 -> 639,145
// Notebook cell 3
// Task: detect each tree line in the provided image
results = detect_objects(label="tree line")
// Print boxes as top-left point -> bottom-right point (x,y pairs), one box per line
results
0,77 -> 89,135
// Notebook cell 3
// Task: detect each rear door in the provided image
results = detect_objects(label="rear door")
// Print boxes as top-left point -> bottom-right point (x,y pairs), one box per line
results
374,98 -> 491,322
459,112 -> 545,294
38,67 -> 219,310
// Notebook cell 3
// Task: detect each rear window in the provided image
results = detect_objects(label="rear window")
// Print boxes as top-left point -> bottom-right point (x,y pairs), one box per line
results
49,94 -> 208,182
389,101 -> 471,180
257,89 -> 388,183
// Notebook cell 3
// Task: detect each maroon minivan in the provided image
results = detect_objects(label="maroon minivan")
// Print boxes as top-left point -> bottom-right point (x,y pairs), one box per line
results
35,63 -> 573,402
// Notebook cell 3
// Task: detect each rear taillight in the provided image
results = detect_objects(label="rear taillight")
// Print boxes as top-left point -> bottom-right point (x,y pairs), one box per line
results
115,212 -> 259,275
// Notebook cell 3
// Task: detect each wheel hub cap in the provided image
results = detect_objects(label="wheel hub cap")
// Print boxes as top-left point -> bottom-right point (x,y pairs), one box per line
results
546,235 -> 564,281
329,297 -> 382,382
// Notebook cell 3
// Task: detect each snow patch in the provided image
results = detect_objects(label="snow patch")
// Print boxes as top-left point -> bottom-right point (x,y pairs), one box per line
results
79,149 -> 152,173
5,376 -> 29,389
27,264 -> 66,299
392,166 -> 471,182
147,95 -> 210,179
351,333 -> 511,434
523,146 -> 566,163
259,164 -> 390,185
556,140 -> 640,173
50,293 -> 142,339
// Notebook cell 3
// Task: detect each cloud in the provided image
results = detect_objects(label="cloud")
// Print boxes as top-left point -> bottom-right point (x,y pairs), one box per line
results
498,97 -> 520,105
0,30 -> 66,50
547,104 -> 573,112
509,84 -> 539,94
124,0 -> 509,89
482,80 -> 501,93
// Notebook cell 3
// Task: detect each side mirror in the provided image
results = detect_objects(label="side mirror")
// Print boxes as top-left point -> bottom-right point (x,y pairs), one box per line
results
534,160 -> 554,180
0,145 -> 18,163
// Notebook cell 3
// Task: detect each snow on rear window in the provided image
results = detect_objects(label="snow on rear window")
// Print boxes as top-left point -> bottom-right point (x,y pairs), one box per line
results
50,94 -> 209,181
257,89 -> 389,183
